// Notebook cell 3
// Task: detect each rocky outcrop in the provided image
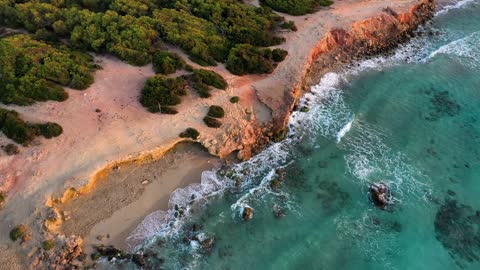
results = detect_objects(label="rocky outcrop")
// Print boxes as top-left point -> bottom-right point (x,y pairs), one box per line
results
274,0 -> 436,133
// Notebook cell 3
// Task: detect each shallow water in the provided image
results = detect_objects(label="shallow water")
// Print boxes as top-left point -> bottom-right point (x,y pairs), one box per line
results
104,1 -> 480,269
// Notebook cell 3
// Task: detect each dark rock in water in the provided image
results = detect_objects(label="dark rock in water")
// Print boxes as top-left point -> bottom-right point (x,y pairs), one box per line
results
447,190 -> 456,196
368,182 -> 393,210
95,245 -> 127,260
317,181 -> 350,214
193,233 -> 215,253
318,161 -> 328,168
192,223 -> 201,232
434,199 -> 480,268
132,254 -> 146,267
242,207 -> 254,221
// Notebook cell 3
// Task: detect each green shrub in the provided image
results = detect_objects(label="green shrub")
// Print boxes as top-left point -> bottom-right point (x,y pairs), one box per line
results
9,224 -> 29,242
0,108 -> 63,145
189,69 -> 227,98
272,48 -> 288,62
280,21 -> 297,31
226,45 -> 287,75
160,106 -> 178,115
42,240 -> 55,250
203,116 -> 222,128
34,123 -> 63,139
192,70 -> 227,90
152,51 -> 186,75
230,96 -> 240,103
207,106 -> 225,118
185,65 -> 194,72
140,76 -> 187,111
260,0 -> 333,16
179,128 -> 200,140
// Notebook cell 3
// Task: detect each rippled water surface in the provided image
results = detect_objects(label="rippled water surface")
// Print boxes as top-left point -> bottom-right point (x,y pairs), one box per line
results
104,2 -> 480,269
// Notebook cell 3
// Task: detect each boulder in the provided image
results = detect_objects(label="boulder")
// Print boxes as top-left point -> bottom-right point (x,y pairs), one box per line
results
369,182 -> 393,209
242,206 -> 254,221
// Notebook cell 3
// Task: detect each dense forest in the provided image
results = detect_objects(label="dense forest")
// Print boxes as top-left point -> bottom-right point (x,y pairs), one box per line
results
0,0 -> 334,148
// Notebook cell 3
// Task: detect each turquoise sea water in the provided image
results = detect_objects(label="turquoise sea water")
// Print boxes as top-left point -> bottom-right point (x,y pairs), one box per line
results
108,1 -> 480,269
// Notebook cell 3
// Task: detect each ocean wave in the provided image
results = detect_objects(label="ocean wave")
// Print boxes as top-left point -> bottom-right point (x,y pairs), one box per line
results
428,31 -> 480,68
435,0 -> 477,16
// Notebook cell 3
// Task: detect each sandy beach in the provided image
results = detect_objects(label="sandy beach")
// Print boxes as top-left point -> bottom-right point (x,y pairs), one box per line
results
0,0 -> 436,268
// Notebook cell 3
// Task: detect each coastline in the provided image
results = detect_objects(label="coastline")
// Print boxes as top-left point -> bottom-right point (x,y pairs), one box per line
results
0,0 -> 440,268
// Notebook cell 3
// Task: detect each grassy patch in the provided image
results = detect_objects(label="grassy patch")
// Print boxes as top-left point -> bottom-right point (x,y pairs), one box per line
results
260,0 -> 333,16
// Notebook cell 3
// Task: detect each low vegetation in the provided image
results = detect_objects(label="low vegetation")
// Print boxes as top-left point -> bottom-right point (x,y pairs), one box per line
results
9,224 -> 30,242
230,96 -> 240,103
0,192 -> 5,207
42,240 -> 55,251
0,34 -> 95,105
3,143 -> 19,155
226,45 -> 289,75
152,51 -> 186,75
0,108 -> 63,145
179,128 -> 200,140
189,69 -> 227,98
203,116 -> 222,128
260,0 -> 333,16
207,106 -> 225,118
140,76 -> 186,113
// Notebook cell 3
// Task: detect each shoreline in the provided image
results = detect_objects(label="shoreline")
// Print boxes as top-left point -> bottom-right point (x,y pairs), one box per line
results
0,0 -> 440,268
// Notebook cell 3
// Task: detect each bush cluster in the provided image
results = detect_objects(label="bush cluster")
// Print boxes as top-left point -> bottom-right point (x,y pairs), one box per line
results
140,76 -> 186,113
179,128 -> 200,140
0,0 -> 293,71
152,51 -> 186,75
0,108 -> 63,145
0,35 -> 94,105
0,192 -> 5,207
207,106 -> 225,118
189,69 -> 227,98
226,45 -> 289,75
9,224 -> 29,242
260,0 -> 333,16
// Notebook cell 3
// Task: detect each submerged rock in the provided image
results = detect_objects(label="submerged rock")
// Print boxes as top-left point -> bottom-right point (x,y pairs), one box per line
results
368,182 -> 393,210
435,199 -> 480,268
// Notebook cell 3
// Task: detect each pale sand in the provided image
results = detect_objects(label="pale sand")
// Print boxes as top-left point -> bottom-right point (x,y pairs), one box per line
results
57,142 -> 221,253
0,0 -> 426,266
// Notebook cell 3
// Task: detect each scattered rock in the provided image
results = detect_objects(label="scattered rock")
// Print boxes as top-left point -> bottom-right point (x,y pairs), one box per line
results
141,180 -> 149,185
273,205 -> 284,219
95,109 -> 101,113
96,235 -> 105,241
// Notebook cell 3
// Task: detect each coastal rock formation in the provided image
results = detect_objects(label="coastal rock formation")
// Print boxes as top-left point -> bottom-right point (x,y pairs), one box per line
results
30,236 -> 84,270
272,0 -> 436,132
368,182 -> 394,210
242,206 -> 254,221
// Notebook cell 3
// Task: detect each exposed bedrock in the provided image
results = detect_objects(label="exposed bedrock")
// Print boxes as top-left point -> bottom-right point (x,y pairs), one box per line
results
269,0 -> 436,134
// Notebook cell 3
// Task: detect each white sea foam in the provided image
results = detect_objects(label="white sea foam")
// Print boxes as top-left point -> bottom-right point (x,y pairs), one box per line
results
428,31 -> 480,68
435,0 -> 477,16
336,118 -> 354,143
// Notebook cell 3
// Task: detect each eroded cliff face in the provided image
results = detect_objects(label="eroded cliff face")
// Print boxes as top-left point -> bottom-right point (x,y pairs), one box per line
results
273,0 -> 436,133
